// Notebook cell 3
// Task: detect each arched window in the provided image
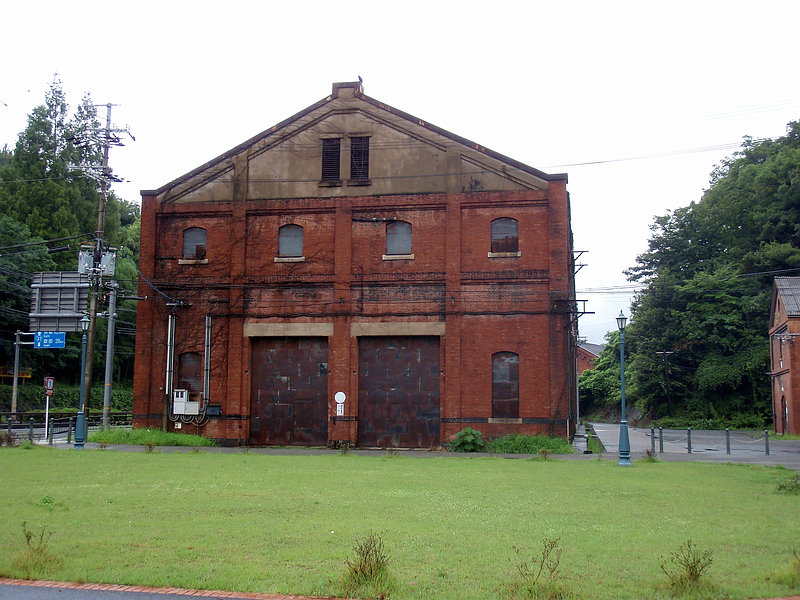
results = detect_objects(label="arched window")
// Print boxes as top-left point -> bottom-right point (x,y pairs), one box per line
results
490,218 -> 519,253
183,227 -> 207,260
386,221 -> 412,255
492,351 -> 519,418
278,224 -> 304,257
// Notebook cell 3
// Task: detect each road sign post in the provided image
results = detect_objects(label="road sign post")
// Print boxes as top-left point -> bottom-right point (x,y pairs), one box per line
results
44,377 -> 54,438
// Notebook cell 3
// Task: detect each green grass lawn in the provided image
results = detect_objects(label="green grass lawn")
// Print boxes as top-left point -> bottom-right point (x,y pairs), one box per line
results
0,447 -> 798,600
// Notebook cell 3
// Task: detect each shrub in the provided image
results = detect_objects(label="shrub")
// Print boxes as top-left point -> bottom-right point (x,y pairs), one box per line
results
449,427 -> 485,452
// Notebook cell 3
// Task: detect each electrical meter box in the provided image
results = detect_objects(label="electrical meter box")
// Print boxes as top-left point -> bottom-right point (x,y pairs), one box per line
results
172,389 -> 199,415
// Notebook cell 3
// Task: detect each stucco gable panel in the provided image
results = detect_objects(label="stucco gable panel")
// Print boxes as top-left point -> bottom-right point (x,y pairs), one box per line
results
147,83 -> 560,204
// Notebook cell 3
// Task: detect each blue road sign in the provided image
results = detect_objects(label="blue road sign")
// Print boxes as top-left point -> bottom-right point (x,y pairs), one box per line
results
34,331 -> 66,349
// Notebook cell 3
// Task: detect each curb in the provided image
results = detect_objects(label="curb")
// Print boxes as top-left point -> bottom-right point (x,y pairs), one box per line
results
0,578 -> 349,599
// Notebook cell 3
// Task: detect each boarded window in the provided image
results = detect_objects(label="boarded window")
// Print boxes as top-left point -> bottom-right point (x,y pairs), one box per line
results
183,227 -> 207,260
491,218 -> 519,253
386,221 -> 412,255
178,352 -> 203,401
492,351 -> 519,418
321,138 -> 341,181
278,224 -> 303,257
350,136 -> 369,180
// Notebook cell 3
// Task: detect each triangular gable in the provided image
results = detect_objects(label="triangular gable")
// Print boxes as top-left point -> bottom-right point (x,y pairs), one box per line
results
144,82 -> 567,205
772,277 -> 800,331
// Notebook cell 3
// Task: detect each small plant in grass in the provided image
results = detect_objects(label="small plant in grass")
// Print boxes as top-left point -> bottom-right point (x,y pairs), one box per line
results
88,427 -> 215,447
144,441 -> 156,453
338,441 -> 351,456
509,536 -> 568,599
486,433 -> 573,455
0,430 -> 18,447
774,549 -> 800,589
342,531 -> 395,598
13,521 -> 62,578
639,448 -> 659,463
777,473 -> 800,494
449,427 -> 485,452
660,539 -> 713,592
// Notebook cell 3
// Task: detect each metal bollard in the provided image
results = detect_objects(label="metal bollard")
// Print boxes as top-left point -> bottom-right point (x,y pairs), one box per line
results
765,430 -> 770,456
48,418 -> 54,445
67,417 -> 73,444
651,427 -> 655,453
659,427 -> 663,453
725,428 -> 731,454
687,427 -> 692,454
28,418 -> 34,442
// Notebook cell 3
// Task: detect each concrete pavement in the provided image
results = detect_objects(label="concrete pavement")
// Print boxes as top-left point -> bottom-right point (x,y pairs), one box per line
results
589,422 -> 800,469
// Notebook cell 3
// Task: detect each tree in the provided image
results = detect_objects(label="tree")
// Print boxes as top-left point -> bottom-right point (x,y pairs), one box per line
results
615,121 -> 800,426
0,77 -> 141,386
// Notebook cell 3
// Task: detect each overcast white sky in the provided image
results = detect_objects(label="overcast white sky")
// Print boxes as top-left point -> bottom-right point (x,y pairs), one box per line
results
2,1 -> 799,342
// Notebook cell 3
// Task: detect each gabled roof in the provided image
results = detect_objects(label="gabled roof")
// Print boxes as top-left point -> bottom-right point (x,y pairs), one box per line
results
774,277 -> 800,317
142,81 -> 567,200
578,342 -> 604,357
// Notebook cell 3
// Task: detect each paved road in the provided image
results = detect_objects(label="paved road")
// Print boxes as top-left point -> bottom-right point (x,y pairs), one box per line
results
0,579 -> 319,599
589,422 -> 800,469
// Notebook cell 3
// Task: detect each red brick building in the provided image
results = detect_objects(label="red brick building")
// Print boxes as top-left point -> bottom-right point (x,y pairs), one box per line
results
133,82 -> 577,447
770,277 -> 800,435
577,342 -> 603,376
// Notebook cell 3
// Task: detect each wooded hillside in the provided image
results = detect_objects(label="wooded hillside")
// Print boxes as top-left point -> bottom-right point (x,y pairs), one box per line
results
581,122 -> 800,427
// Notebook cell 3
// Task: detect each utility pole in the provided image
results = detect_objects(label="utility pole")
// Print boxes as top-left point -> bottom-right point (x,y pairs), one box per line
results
77,103 -> 133,420
655,351 -> 673,416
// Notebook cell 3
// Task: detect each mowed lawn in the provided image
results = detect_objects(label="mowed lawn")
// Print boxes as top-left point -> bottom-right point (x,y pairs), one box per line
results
0,447 -> 799,600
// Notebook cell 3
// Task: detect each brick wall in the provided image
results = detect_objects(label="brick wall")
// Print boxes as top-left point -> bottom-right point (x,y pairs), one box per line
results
133,187 -> 575,445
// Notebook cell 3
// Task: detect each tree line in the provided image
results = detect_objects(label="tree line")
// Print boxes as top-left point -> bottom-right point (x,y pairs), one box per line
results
580,121 -> 800,428
0,77 -> 140,398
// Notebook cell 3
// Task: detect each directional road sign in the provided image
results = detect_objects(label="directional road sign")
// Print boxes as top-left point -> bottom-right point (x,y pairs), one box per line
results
33,331 -> 66,349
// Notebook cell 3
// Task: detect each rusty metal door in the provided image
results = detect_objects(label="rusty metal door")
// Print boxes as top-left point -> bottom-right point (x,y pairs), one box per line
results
357,336 -> 440,448
249,337 -> 329,445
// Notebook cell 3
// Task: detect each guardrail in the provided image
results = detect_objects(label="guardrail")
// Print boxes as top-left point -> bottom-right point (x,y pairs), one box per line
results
648,427 -> 772,455
2,412 -> 132,444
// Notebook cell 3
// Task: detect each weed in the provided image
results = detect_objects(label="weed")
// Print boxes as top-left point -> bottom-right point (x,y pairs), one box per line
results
774,549 -> 800,589
338,441 -> 351,456
0,430 -> 18,447
538,448 -> 553,460
449,427 -> 485,452
39,495 -> 55,507
660,539 -> 713,591
639,448 -> 660,463
144,441 -> 156,453
189,446 -> 200,454
510,536 -> 568,599
13,521 -> 63,578
777,473 -> 800,494
487,433 -> 574,455
20,440 -> 37,450
342,531 -> 394,597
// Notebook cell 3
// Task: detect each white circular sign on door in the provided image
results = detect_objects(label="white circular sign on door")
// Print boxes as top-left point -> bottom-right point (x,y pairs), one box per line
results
334,391 -> 346,404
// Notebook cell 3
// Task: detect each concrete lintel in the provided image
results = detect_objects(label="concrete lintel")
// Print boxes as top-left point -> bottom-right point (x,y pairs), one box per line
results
350,322 -> 445,337
243,322 -> 334,337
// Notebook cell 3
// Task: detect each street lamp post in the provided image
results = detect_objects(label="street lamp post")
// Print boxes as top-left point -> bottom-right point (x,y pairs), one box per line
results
617,310 -> 632,466
74,314 -> 90,449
